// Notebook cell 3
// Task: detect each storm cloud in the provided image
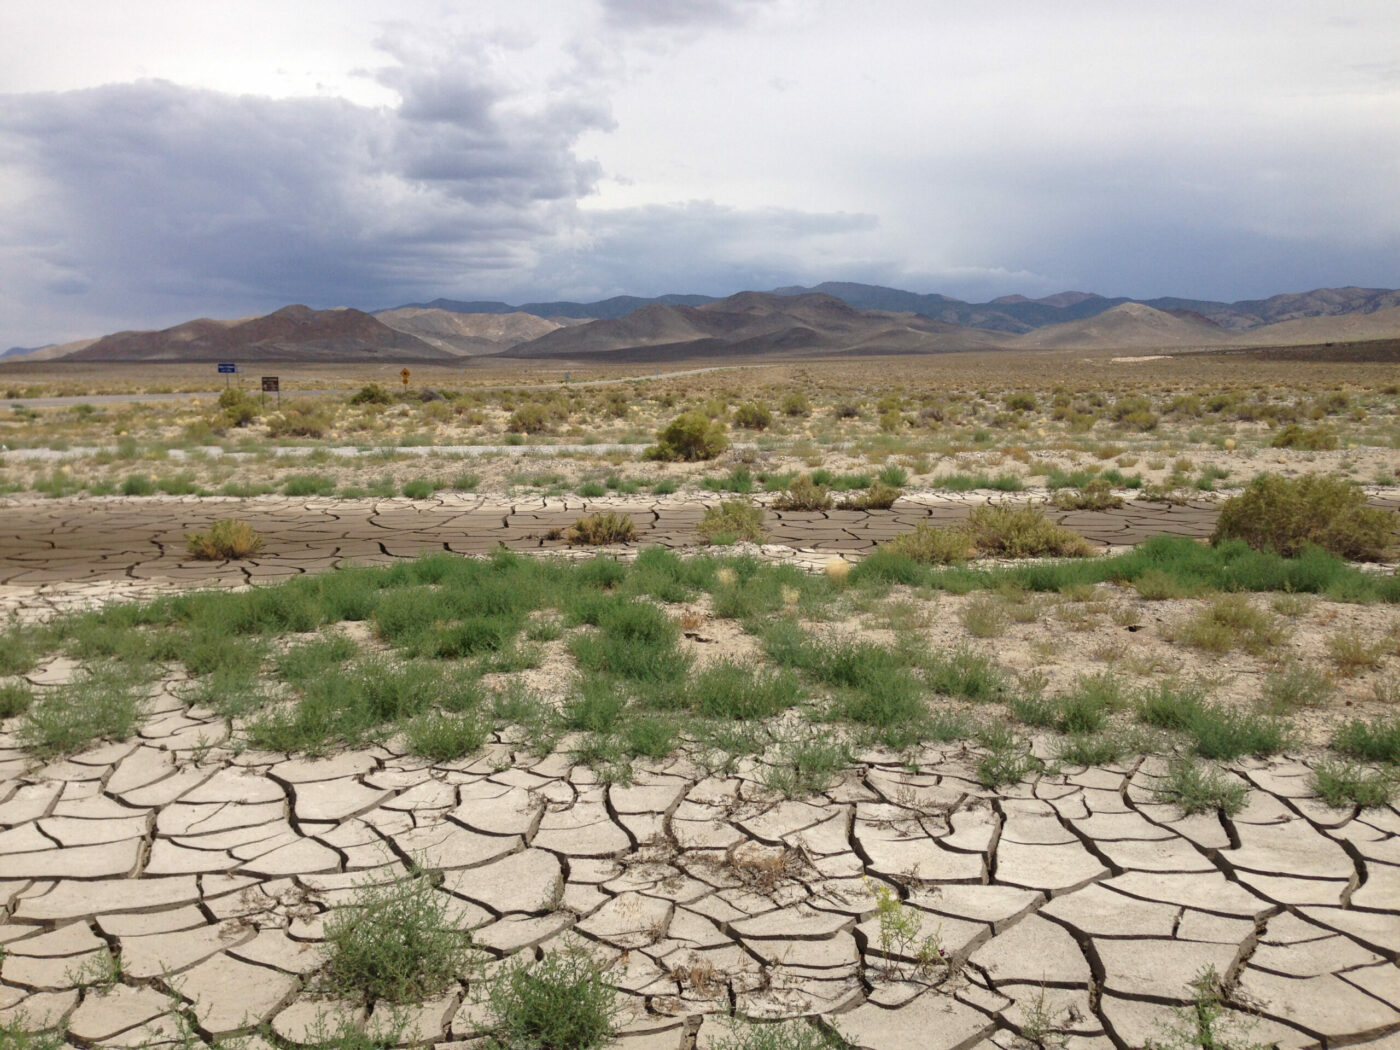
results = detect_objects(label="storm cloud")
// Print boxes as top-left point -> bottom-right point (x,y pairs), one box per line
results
0,0 -> 1397,348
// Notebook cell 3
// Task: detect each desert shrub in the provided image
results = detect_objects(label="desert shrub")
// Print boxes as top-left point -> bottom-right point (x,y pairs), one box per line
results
1051,478 -> 1123,511
882,523 -> 971,565
1212,474 -> 1397,560
1110,394 -> 1158,431
733,401 -> 773,430
566,512 -> 638,546
349,383 -> 393,406
1332,716 -> 1400,765
696,500 -> 768,544
780,391 -> 811,416
216,388 -> 259,428
838,481 -> 901,510
0,681 -> 34,718
185,519 -> 264,560
772,474 -> 832,511
267,402 -> 332,438
320,870 -> 476,1003
1270,423 -> 1339,450
1003,391 -> 1036,412
646,411 -> 729,461
1152,759 -> 1246,816
965,504 -> 1093,558
830,401 -> 860,420
507,403 -> 551,434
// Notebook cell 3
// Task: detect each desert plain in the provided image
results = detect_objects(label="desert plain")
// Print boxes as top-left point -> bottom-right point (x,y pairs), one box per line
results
0,346 -> 1398,1050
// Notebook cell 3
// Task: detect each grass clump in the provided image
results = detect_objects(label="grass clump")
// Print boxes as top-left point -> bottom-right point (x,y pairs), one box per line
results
565,512 -> 637,546
923,648 -> 1008,702
20,664 -> 144,758
1165,594 -> 1288,656
1310,759 -> 1395,809
762,729 -> 853,797
0,681 -> 33,718
696,500 -> 768,544
976,724 -> 1041,788
184,518 -> 264,560
1144,965 -> 1270,1050
646,410 -> 728,461
1152,759 -> 1247,816
705,1018 -> 850,1050
1212,473 -> 1396,560
1136,681 -> 1288,759
282,472 -> 337,497
690,661 -> 805,720
403,710 -> 490,762
1269,423 -> 1338,450
1332,716 -> 1400,765
1259,662 -> 1333,713
478,942 -> 617,1050
320,869 -> 476,1004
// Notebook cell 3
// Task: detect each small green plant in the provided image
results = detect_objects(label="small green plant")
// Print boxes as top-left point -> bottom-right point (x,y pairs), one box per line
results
645,410 -> 729,461
282,472 -> 337,497
961,593 -> 1008,638
401,478 -> 440,499
479,942 -> 618,1050
0,681 -> 34,718
1259,662 -> 1333,713
696,500 -> 768,544
1152,759 -> 1246,816
705,1017 -> 849,1050
21,663 -> 144,758
976,724 -> 1041,787
1212,473 -> 1397,560
1144,965 -> 1269,1050
1166,594 -> 1288,656
780,391 -> 811,417
0,1015 -> 65,1050
566,512 -> 638,545
867,880 -> 946,977
762,728 -> 852,797
1332,715 -> 1400,765
320,868 -> 477,1004
1326,628 -> 1388,676
184,518 -> 264,560
1310,759 -> 1395,809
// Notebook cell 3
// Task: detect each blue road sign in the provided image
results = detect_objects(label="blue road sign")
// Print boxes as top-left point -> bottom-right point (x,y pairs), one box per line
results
217,363 -> 237,374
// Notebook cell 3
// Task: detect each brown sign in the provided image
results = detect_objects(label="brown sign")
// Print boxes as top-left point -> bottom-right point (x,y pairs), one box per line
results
261,376 -> 279,393
400,368 -> 411,385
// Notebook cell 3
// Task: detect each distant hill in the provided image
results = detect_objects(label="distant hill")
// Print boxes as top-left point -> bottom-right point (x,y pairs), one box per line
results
1013,303 -> 1230,350
64,306 -> 451,362
16,282 -> 1400,366
500,291 -> 1013,361
391,293 -> 718,321
374,308 -> 563,356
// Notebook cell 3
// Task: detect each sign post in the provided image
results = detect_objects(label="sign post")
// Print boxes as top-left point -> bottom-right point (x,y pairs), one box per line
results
261,376 -> 280,408
217,362 -> 237,389
400,368 -> 411,388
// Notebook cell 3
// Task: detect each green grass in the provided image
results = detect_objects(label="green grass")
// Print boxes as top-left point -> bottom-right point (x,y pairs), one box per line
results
1332,716 -> 1400,765
320,869 -> 477,1004
935,472 -> 1024,492
0,681 -> 34,718
1136,681 -> 1289,759
762,729 -> 853,797
1310,759 -> 1395,809
282,473 -> 337,497
1152,759 -> 1247,816
706,1018 -> 851,1050
854,535 -> 1400,603
479,943 -> 617,1050
975,724 -> 1041,788
19,663 -> 146,758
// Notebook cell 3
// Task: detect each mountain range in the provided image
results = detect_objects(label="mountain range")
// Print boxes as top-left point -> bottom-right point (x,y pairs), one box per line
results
7,283 -> 1399,363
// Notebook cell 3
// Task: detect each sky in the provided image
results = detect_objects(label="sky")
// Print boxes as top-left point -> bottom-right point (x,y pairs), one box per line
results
1,0 -> 1398,348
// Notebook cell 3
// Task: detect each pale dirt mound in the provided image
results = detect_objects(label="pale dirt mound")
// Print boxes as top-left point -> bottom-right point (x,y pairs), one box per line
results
374,308 -> 563,356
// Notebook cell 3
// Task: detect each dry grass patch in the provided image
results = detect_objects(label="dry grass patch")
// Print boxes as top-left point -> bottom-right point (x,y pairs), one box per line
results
184,518 -> 264,560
